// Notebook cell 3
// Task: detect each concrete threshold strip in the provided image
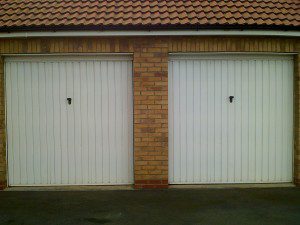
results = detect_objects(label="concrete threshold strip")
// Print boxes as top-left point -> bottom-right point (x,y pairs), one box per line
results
170,183 -> 295,189
4,183 -> 295,191
5,185 -> 134,191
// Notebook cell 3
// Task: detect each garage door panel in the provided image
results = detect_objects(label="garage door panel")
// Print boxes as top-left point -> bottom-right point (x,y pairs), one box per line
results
214,60 -> 222,182
94,62 -> 101,182
193,61 -> 201,182
100,62 -> 110,183
248,60 -> 256,181
269,61 -> 277,181
286,60 -> 294,181
52,62 -> 62,183
107,61 -> 117,183
126,62 -> 133,183
199,61 -> 208,182
221,60 -> 229,182
66,62 -> 75,184
229,61 -> 236,182
275,61 -> 283,180
169,55 -> 294,184
186,60 -> 193,182
115,62 -> 122,182
234,61 -> 242,182
24,63 -> 34,184
41,62 -> 51,184
73,62 -> 82,183
261,60 -> 269,181
44,62 -> 54,184
171,61 -> 179,182
178,61 -> 187,181
121,62 -> 128,182
6,56 -> 133,186
207,60 -> 214,182
12,63 -> 21,184
241,60 -> 249,181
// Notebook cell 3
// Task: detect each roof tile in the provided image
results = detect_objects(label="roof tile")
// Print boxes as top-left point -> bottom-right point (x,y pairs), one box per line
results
0,0 -> 298,30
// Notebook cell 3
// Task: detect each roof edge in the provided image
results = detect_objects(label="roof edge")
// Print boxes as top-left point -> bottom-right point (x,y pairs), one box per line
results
0,24 -> 300,33
1,30 -> 300,38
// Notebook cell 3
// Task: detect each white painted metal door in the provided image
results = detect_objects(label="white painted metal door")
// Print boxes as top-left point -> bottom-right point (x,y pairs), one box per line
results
6,55 -> 133,186
169,54 -> 294,184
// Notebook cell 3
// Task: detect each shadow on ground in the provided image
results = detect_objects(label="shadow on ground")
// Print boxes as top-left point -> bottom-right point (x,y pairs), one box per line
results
0,187 -> 299,225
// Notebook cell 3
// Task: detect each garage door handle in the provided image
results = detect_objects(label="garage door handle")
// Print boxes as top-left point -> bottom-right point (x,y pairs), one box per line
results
229,96 -> 234,103
67,98 -> 72,105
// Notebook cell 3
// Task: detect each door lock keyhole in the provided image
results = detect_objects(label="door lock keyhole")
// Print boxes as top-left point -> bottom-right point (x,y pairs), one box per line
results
67,98 -> 72,105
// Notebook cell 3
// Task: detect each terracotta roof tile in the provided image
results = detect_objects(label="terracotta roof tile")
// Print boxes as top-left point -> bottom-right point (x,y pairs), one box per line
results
0,0 -> 299,30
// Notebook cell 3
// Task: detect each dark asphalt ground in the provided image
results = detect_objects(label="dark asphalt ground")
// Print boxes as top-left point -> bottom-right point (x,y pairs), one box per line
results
0,187 -> 299,225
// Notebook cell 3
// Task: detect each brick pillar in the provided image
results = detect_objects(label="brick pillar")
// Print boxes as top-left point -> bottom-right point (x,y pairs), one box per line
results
0,56 -> 6,190
295,54 -> 300,186
133,38 -> 168,188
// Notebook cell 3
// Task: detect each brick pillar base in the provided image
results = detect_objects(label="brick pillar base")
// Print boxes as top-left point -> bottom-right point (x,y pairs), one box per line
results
0,181 -> 6,190
134,180 -> 168,189
295,179 -> 300,187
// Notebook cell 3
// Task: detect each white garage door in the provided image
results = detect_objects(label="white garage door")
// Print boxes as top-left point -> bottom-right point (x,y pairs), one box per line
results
5,55 -> 133,186
169,54 -> 294,184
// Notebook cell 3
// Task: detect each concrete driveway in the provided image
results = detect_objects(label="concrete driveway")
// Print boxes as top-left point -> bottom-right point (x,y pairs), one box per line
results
0,187 -> 299,225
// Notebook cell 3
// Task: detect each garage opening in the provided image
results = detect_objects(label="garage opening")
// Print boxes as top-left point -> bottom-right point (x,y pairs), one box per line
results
169,54 -> 294,184
5,55 -> 133,186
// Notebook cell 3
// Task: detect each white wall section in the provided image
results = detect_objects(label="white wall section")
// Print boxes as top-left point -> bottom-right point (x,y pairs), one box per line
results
6,56 -> 133,186
169,54 -> 294,184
